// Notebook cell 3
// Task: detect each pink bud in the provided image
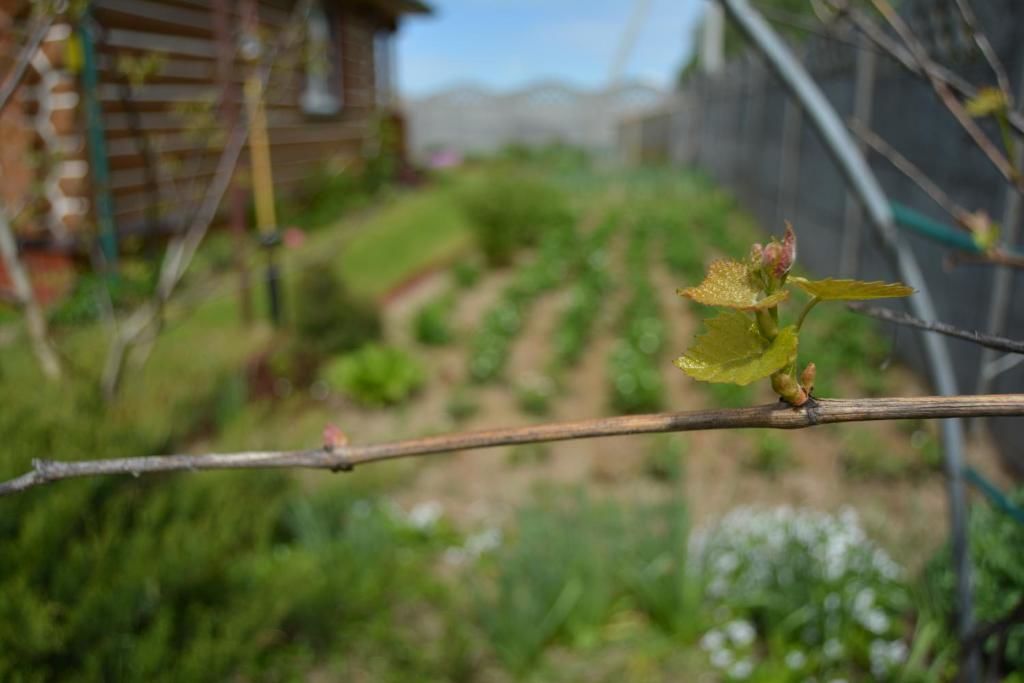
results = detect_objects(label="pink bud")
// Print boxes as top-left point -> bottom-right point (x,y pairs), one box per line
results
323,423 -> 348,450
761,223 -> 797,278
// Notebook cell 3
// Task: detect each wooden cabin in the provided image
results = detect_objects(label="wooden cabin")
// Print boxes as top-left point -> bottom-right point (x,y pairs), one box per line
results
0,0 -> 429,298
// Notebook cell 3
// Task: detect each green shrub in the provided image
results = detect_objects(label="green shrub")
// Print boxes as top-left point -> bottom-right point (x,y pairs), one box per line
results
644,435 -> 688,483
412,295 -> 455,346
476,492 -> 700,674
445,386 -> 480,423
839,426 -> 922,481
292,262 -> 381,361
459,170 -> 572,266
50,263 -> 154,327
746,431 -> 793,477
695,506 -> 911,680
608,342 -> 664,414
923,488 -> 1024,674
322,344 -> 425,407
451,260 -> 482,289
516,375 -> 556,417
0,475 -> 467,681
278,162 -> 373,230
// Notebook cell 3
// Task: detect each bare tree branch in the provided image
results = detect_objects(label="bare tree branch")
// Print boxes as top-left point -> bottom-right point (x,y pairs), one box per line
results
850,120 -> 971,224
952,0 -> 1012,105
944,249 -> 1024,271
868,0 -> 1021,191
2,394 -> 1023,497
0,206 -> 61,379
847,303 -> 1024,355
99,1 -> 312,398
851,121 -> 1024,269
0,15 -> 53,115
825,1 -> 1024,137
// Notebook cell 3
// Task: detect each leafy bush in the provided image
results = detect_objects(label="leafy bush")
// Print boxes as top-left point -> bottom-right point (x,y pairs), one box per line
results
50,263 -> 154,327
694,506 -> 911,680
322,344 -> 425,407
445,386 -> 480,423
745,431 -> 793,477
459,170 -> 572,266
923,488 -> 1024,674
608,342 -> 665,414
292,261 -> 381,361
644,435 -> 688,483
451,260 -> 482,289
412,295 -> 455,346
0,475 -> 468,681
838,426 -> 930,482
475,492 -> 700,674
516,375 -> 556,417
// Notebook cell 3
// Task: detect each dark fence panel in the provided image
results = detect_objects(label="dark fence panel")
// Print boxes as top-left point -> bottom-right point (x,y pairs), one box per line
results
619,0 -> 1024,475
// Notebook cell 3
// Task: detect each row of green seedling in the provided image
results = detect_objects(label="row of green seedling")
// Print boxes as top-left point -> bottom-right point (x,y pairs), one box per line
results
607,218 -> 666,414
468,224 -> 578,383
548,213 -> 619,371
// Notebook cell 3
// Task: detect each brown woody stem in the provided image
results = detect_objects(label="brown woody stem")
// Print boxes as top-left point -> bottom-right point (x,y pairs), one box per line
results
3,395 -> 1021,498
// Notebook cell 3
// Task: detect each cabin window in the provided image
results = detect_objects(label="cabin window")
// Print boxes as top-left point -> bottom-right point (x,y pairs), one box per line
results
301,1 -> 342,116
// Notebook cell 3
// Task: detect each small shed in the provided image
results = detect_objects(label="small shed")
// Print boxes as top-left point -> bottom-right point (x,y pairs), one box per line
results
0,0 -> 429,295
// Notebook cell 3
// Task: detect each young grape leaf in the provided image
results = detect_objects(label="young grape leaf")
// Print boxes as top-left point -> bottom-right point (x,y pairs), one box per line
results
674,311 -> 798,385
678,259 -> 790,310
789,277 -> 913,300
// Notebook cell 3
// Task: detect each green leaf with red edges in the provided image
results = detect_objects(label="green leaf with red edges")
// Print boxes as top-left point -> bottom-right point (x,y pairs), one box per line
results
678,259 -> 790,311
789,277 -> 913,300
674,311 -> 798,385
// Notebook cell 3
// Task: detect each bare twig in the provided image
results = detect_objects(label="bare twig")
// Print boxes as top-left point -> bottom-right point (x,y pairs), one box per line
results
952,0 -> 1012,105
847,303 -> 1024,355
825,1 -> 1024,137
99,0 -> 312,398
850,121 -> 971,224
0,15 -> 53,115
944,249 -> 1024,271
869,0 -> 1021,190
851,121 -> 1024,269
0,207 -> 61,379
2,395 -> 1023,497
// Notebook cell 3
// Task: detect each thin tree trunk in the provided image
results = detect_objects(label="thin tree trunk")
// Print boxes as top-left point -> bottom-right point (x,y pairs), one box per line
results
0,208 -> 61,380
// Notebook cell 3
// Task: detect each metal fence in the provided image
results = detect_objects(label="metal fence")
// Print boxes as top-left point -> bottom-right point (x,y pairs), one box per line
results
619,0 -> 1024,474
405,80 -> 666,160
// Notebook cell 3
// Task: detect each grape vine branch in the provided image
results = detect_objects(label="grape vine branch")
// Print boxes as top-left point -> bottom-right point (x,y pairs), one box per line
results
2,394 -> 1022,498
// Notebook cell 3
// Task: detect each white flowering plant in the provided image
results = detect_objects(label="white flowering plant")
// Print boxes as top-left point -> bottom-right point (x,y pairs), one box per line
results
693,506 -> 911,680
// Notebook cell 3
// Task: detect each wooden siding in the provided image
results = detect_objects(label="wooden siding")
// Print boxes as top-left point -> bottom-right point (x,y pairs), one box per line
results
4,0 -> 396,242
91,0 -> 385,233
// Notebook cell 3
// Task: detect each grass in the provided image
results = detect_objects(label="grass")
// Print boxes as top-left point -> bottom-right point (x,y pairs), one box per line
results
336,187 -> 473,299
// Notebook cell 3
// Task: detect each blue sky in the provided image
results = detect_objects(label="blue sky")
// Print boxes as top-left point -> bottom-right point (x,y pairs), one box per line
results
397,0 -> 707,97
